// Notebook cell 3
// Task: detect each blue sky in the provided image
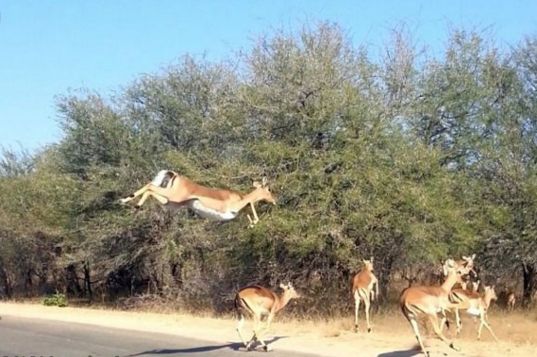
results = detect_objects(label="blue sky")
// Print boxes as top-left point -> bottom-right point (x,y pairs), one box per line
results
1,0 -> 536,152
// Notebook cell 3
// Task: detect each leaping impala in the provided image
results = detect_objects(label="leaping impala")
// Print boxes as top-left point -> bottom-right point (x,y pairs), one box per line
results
400,258 -> 471,356
352,257 -> 379,333
235,282 -> 300,352
119,170 -> 276,226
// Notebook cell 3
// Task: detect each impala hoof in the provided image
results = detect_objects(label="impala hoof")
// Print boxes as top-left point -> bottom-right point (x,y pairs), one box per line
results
449,342 -> 460,351
367,327 -> 372,333
262,345 -> 272,352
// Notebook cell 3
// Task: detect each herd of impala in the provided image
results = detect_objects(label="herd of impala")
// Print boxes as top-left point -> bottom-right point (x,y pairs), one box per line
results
120,171 -> 511,356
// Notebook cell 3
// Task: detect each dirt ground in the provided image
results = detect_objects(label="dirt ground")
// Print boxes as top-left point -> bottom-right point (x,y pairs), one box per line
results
0,302 -> 535,356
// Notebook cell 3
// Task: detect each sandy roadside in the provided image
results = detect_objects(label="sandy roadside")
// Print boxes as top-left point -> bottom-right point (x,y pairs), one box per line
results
0,302 -> 534,357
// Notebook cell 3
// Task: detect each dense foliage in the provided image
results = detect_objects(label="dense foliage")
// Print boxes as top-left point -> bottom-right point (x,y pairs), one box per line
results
1,23 -> 537,313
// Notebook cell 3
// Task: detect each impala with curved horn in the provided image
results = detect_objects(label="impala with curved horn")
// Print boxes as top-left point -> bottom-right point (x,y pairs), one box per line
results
235,282 -> 300,352
119,170 -> 276,226
400,258 -> 471,356
352,257 -> 379,333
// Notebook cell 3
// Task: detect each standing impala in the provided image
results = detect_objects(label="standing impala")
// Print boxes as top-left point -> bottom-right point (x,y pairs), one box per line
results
120,170 -> 276,226
235,282 -> 300,352
507,292 -> 516,311
400,259 -> 471,356
352,257 -> 379,333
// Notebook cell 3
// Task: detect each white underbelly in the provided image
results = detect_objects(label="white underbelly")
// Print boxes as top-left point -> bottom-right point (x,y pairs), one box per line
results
187,200 -> 238,221
467,307 -> 481,316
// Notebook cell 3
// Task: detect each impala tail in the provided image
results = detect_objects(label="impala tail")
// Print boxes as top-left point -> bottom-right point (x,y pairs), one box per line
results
151,170 -> 176,188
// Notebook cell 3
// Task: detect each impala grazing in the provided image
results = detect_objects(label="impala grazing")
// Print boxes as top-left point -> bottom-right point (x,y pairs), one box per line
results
400,259 -> 470,356
235,282 -> 300,351
448,285 -> 499,341
352,257 -> 379,333
120,170 -> 276,226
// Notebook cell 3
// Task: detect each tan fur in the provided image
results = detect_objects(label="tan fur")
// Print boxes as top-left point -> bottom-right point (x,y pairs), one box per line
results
352,258 -> 378,332
400,259 -> 470,356
448,286 -> 499,341
120,171 -> 276,226
507,292 -> 516,311
235,283 -> 300,351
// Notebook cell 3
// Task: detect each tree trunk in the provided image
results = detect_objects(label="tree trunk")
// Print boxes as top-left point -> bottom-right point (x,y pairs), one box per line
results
522,263 -> 536,306
84,261 -> 93,302
25,269 -> 33,297
0,267 -> 11,298
65,264 -> 82,296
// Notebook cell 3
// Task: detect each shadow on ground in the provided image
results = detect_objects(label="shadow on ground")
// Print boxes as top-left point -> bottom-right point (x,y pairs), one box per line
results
377,347 -> 420,357
126,336 -> 287,355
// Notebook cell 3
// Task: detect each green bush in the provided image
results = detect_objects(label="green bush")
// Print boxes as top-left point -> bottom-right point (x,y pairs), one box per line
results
43,292 -> 68,307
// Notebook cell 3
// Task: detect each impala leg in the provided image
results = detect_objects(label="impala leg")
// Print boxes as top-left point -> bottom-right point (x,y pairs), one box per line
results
428,314 -> 459,351
135,191 -> 169,207
354,290 -> 361,332
120,183 -> 151,204
246,315 -> 261,351
363,292 -> 372,333
408,316 -> 428,356
439,310 -> 448,332
455,309 -> 462,335
478,314 -> 499,342
256,314 -> 274,352
250,202 -> 259,225
247,214 -> 254,228
236,314 -> 249,348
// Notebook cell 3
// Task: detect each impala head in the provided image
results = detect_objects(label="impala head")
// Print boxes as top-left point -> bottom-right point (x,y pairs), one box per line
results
252,177 -> 276,205
279,282 -> 300,299
443,258 -> 469,283
484,285 -> 498,301
363,257 -> 374,272
460,254 -> 477,277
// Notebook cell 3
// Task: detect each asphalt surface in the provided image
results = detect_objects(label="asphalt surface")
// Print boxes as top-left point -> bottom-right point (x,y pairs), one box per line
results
0,316 -> 320,357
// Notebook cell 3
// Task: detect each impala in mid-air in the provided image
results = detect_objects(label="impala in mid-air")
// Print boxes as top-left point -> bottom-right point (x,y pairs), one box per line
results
120,170 -> 276,226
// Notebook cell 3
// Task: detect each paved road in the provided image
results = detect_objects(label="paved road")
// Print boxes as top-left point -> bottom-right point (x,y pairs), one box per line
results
0,316 -> 319,357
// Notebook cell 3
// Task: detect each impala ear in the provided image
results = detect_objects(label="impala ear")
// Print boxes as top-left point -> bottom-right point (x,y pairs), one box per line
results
471,253 -> 476,260
279,283 -> 286,289
262,176 -> 268,187
253,181 -> 262,188
370,256 -> 374,263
